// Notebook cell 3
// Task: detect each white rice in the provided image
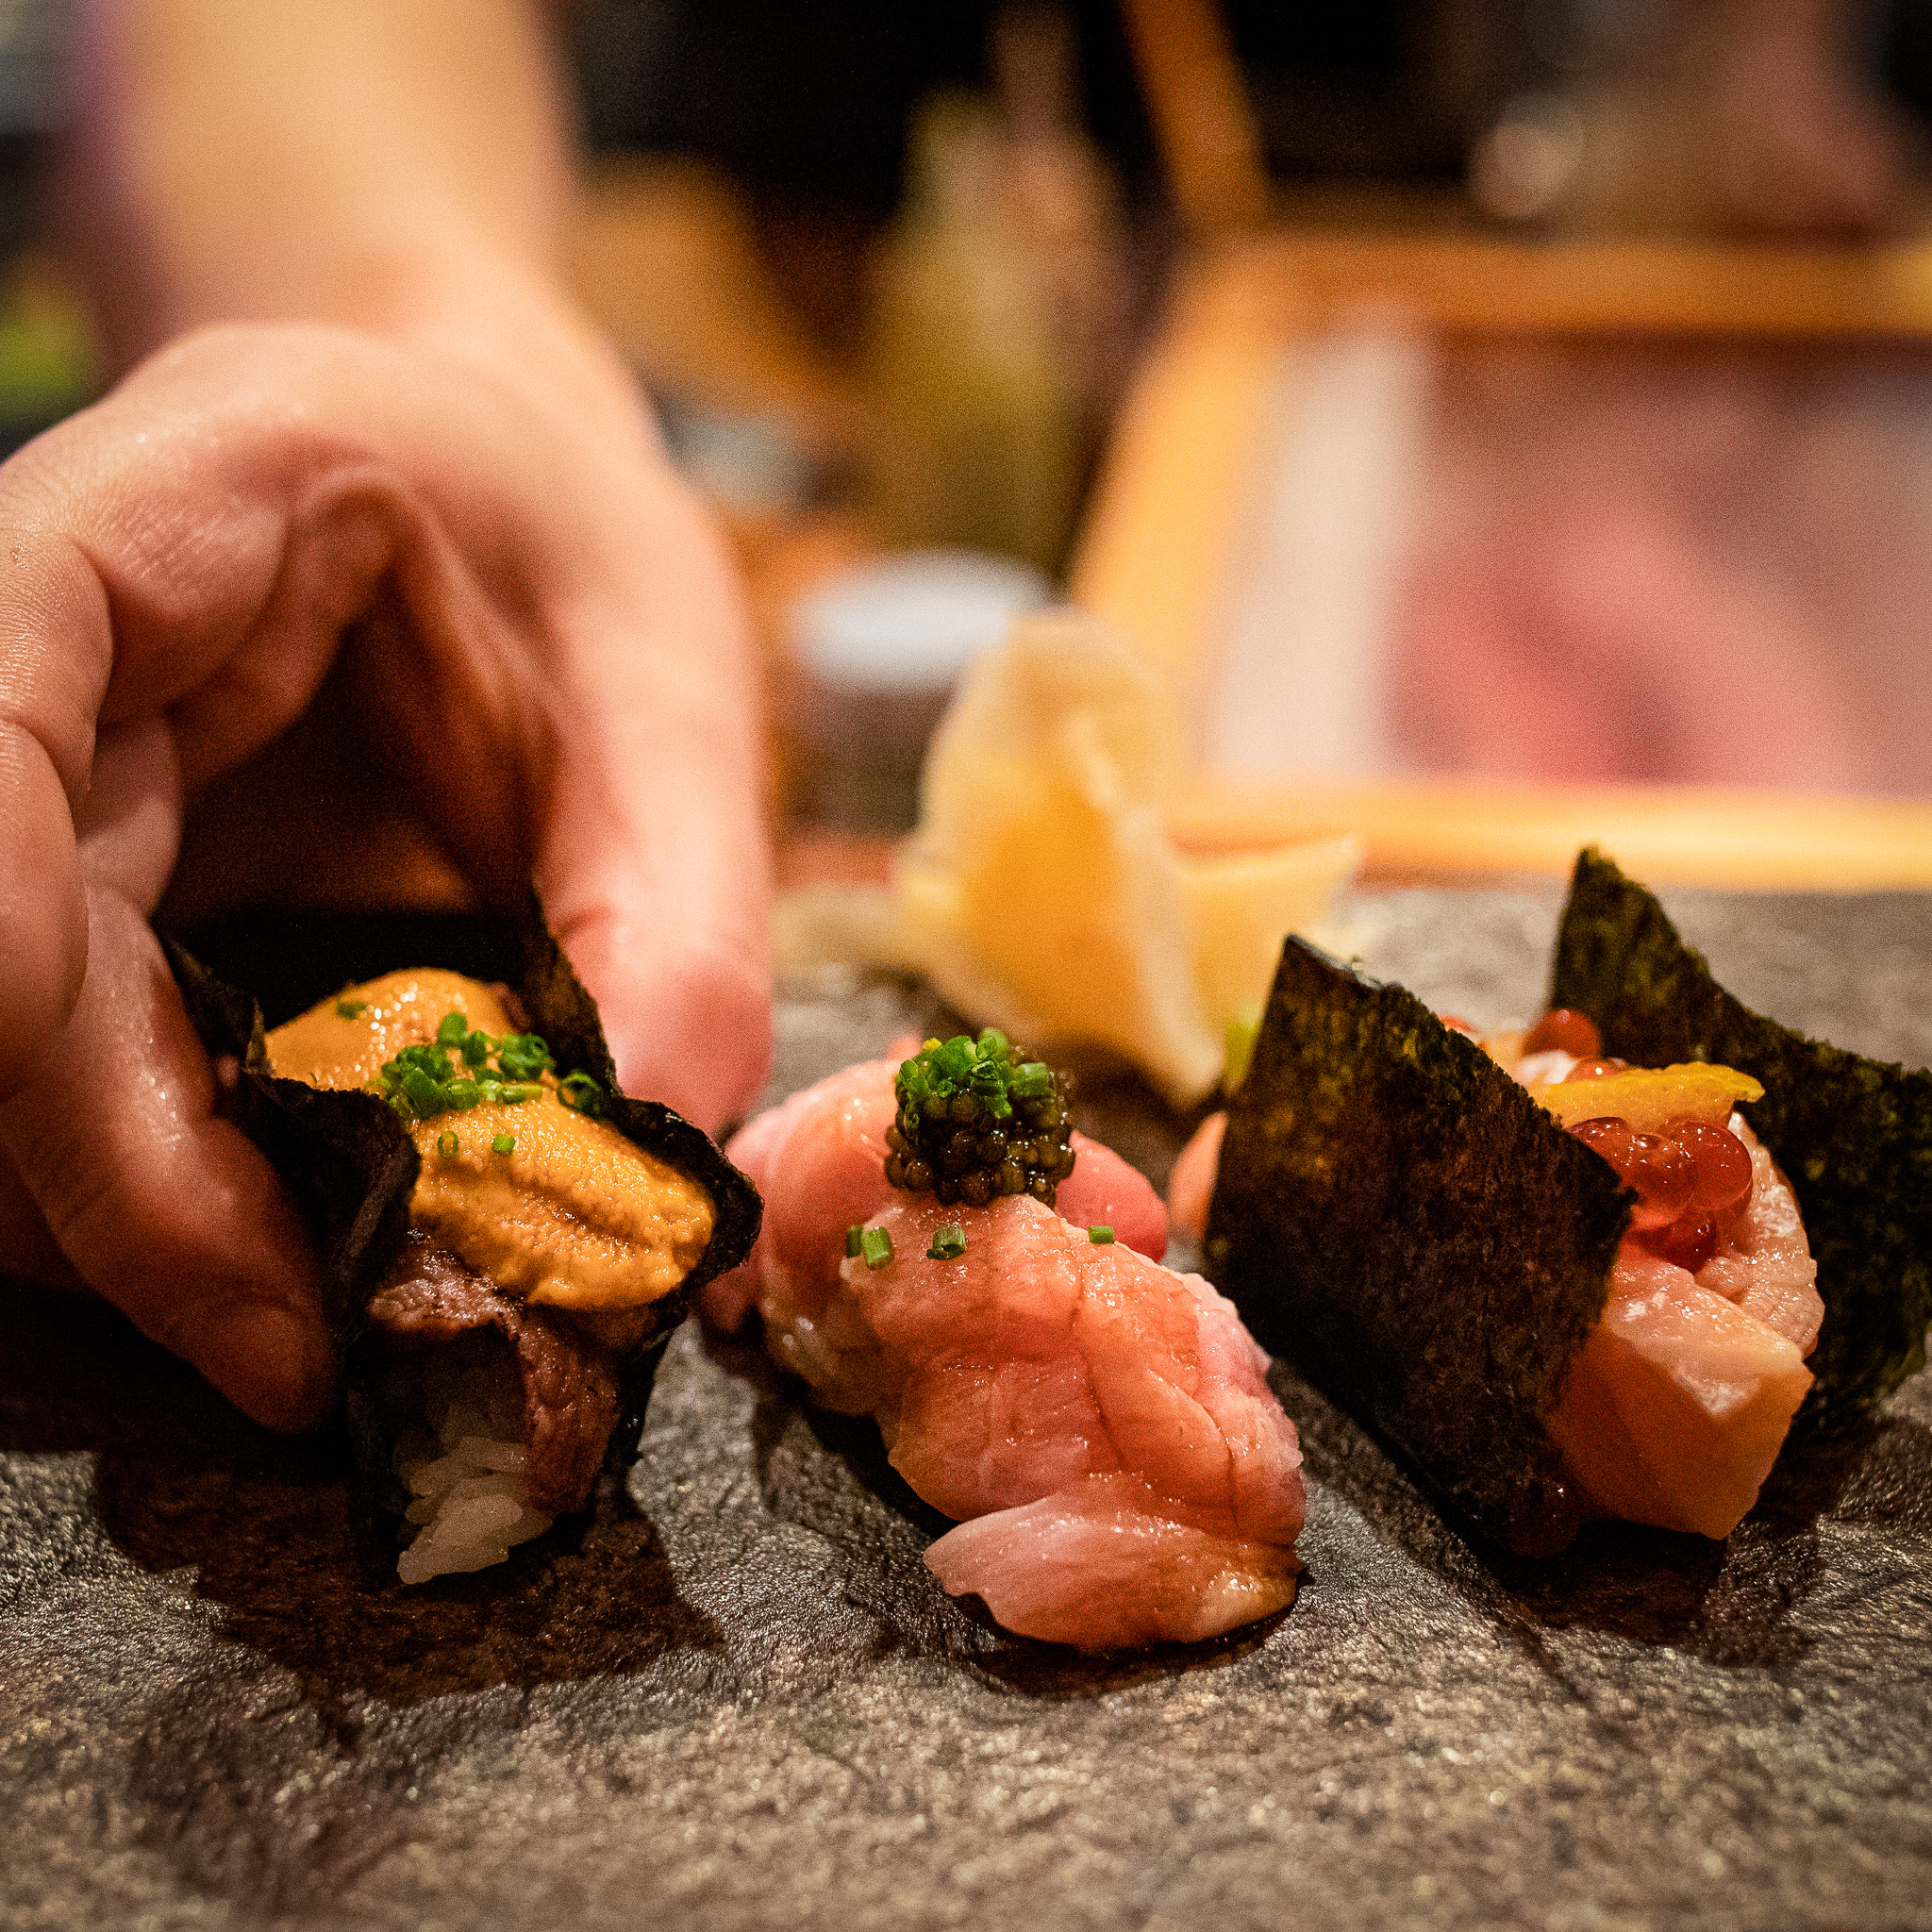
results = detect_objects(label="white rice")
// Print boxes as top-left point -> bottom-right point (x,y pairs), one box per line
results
391,1341 -> 554,1584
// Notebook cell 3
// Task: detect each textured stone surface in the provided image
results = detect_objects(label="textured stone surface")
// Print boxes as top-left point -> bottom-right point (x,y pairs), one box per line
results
5,888 -> 1930,1932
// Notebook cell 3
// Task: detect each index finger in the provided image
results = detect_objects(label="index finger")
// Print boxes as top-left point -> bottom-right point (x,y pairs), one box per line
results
0,525 -> 116,1093
529,484 -> 774,1133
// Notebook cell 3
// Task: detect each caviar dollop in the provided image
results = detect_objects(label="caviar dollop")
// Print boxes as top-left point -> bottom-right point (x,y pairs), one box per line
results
886,1029 -> 1075,1208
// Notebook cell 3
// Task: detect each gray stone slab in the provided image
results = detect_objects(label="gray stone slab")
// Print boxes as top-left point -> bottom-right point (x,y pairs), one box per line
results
5,889 -> 1930,1932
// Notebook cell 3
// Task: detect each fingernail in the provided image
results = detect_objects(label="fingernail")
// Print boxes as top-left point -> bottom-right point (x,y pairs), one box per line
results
201,1300 -> 338,1432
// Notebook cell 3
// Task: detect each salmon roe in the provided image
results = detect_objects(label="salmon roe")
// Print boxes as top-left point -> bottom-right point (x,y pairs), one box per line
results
1524,1008 -> 1755,1270
1567,1108 -> 1753,1269
1524,1008 -> 1602,1058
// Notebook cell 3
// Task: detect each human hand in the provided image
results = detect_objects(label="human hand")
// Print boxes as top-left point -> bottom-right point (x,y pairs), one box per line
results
0,318 -> 772,1428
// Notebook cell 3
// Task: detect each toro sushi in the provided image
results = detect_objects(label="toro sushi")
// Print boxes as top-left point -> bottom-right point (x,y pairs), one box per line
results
1199,851 -> 1931,1555
707,1031 -> 1306,1651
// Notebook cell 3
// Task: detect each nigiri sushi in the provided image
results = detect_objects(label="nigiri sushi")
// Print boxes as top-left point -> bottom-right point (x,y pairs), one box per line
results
709,1032 -> 1306,1650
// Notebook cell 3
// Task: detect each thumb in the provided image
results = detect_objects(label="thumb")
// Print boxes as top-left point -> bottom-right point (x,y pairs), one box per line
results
0,884 -> 336,1431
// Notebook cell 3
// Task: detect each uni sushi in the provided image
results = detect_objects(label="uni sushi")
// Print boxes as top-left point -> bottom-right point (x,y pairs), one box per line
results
167,899 -> 760,1580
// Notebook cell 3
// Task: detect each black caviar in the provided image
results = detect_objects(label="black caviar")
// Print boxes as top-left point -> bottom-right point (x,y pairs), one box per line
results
886,1029 -> 1074,1208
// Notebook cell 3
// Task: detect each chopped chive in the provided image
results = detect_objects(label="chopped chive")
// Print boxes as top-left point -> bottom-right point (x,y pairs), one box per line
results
859,1225 -> 895,1271
1088,1225 -> 1115,1244
491,1132 -> 515,1156
401,1067 -> 445,1118
926,1224 -> 967,1260
931,1036 -> 974,1082
844,1224 -> 864,1257
335,997 -> 369,1020
436,1129 -> 459,1159
496,1033 -> 555,1080
368,1018 -> 609,1132
559,1071 -> 606,1116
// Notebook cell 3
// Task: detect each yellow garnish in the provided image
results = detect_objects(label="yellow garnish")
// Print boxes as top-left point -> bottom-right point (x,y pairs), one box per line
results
893,612 -> 1357,1105
1529,1062 -> 1763,1133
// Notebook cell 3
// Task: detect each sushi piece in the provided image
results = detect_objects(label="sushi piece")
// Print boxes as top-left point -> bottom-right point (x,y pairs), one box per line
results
1203,852 -> 1929,1555
701,1049 -> 1170,1342
1478,1031 -> 1820,1540
712,1035 -> 1305,1650
165,903 -> 760,1581
1550,850 -> 1932,1426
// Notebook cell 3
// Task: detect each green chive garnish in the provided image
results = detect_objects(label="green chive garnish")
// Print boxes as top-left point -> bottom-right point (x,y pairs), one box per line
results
496,1033 -> 555,1081
335,997 -> 369,1020
401,1067 -> 445,1118
1088,1225 -> 1115,1244
436,1129 -> 459,1158
559,1071 -> 606,1116
926,1224 -> 967,1260
491,1132 -> 515,1156
859,1225 -> 895,1271
844,1224 -> 864,1257
368,1019 -> 594,1126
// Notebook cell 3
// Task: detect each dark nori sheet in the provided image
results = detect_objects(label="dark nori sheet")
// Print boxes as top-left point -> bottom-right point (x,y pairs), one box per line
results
161,898 -> 762,1492
1205,938 -> 1630,1554
5,894 -> 1932,1932
1551,849 -> 1932,1423
163,937 -> 419,1357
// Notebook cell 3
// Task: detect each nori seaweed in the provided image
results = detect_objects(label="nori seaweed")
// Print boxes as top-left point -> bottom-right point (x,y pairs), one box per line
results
1205,937 -> 1631,1554
161,894 -> 762,1491
164,938 -> 418,1357
1551,847 -> 1932,1424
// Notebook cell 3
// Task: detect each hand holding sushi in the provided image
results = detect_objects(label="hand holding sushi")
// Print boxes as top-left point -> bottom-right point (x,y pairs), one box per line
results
0,1 -> 771,1430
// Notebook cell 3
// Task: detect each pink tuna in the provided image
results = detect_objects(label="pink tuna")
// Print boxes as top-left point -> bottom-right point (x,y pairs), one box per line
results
706,1063 -> 1303,1649
707,1058 -> 1170,1336
837,1194 -> 1303,1648
1547,1119 -> 1821,1538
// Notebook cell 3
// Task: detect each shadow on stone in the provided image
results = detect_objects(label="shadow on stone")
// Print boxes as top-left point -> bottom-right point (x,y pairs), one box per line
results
1,1277 -> 724,1733
1270,1350 -> 1839,1672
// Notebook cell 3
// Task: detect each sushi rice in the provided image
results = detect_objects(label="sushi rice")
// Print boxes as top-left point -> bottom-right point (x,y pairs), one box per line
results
390,1336 -> 553,1584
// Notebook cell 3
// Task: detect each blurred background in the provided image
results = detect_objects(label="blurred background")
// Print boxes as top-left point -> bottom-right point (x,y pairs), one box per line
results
12,0 -> 1932,858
